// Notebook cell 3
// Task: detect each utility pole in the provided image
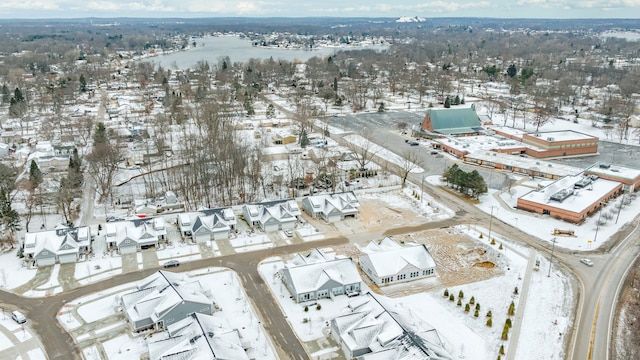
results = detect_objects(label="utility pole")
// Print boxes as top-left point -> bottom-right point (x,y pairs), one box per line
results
615,192 -> 626,224
594,203 -> 603,242
547,237 -> 557,277
488,206 -> 496,242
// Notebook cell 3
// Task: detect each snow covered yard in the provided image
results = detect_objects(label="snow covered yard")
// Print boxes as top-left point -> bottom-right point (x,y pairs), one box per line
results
58,268 -> 276,360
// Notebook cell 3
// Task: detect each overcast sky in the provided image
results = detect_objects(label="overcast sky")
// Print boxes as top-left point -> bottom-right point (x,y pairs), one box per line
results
0,0 -> 639,19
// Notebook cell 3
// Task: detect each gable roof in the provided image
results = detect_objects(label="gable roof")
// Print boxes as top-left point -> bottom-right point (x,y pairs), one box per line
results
23,226 -> 91,258
361,239 -> 436,278
283,257 -> 361,295
148,313 -> 249,360
423,107 -> 482,135
332,293 -> 453,360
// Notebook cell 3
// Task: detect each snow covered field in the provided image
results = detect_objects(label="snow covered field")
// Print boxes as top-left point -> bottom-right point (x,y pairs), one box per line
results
258,222 -> 573,360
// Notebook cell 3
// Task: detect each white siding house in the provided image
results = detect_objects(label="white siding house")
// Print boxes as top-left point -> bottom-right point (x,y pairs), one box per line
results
359,237 -> 436,286
23,226 -> 92,267
301,192 -> 360,222
281,249 -> 362,303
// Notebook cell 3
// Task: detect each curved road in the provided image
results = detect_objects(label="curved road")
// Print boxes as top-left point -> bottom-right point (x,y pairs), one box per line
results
1,109 -> 637,360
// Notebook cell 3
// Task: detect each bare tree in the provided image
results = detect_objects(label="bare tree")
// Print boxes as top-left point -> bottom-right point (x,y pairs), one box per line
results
398,149 -> 423,188
346,131 -> 382,171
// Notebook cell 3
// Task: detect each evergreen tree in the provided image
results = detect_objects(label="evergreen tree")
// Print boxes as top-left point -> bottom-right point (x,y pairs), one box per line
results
500,344 -> 505,355
514,286 -> 519,295
458,290 -> 464,299
444,289 -> 449,297
486,310 -> 492,318
507,64 -> 518,78
444,96 -> 451,108
474,309 -> 479,317
29,160 -> 43,188
506,318 -> 513,328
454,95 -> 461,105
470,296 -> 475,305
266,104 -> 276,119
333,77 -> 338,92
486,317 -> 492,327
299,129 -> 310,148
465,303 -> 470,312
79,74 -> 87,92
501,324 -> 509,340
449,294 -> 455,301
93,123 -> 108,146
457,298 -> 462,306
508,302 -> 516,316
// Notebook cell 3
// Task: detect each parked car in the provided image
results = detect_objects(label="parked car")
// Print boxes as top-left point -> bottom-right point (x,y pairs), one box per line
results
580,258 -> 593,267
163,260 -> 180,268
409,141 -> 419,146
284,229 -> 294,237
11,311 -> 26,324
430,150 -> 439,155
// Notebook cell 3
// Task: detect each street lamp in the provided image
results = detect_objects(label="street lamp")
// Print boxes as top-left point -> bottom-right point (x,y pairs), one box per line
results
488,206 -> 498,242
547,237 -> 557,277
594,202 -> 603,242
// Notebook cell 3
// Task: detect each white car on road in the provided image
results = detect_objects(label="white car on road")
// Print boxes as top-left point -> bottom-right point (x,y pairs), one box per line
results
580,258 -> 593,267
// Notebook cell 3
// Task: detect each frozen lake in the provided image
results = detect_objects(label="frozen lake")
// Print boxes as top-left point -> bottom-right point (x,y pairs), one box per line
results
143,35 -> 388,70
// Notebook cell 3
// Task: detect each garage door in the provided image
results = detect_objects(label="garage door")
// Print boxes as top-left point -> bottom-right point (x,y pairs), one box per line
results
264,224 -> 279,233
37,257 -> 56,267
58,254 -> 77,264
120,245 -> 137,254
194,234 -> 210,243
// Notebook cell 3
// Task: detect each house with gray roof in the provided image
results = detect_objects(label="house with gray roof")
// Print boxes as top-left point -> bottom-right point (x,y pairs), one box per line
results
359,237 -> 436,286
242,200 -> 298,232
178,208 -> 237,243
301,192 -> 360,222
120,271 -> 214,332
23,225 -> 91,267
105,217 -> 166,254
147,313 -> 250,360
420,105 -> 482,136
281,248 -> 362,303
331,293 -> 453,359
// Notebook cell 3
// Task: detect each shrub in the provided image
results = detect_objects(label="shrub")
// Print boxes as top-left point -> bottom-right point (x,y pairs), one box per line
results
499,243 -> 504,250
458,290 -> 464,299
508,302 -> 515,316
491,238 -> 496,245
476,303 -> 481,311
469,296 -> 475,305
474,309 -> 479,317
449,294 -> 455,301
500,344 -> 505,355
514,287 -> 519,295
506,318 -> 513,328
501,325 -> 509,340
304,306 -> 309,312
486,317 -> 492,327
479,233 -> 483,239
465,303 -> 470,312
486,310 -> 492,318
316,304 -> 322,311
444,289 -> 449,297
457,298 -> 462,306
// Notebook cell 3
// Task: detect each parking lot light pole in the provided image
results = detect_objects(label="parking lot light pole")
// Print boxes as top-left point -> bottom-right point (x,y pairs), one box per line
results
594,202 -> 603,242
420,175 -> 426,206
488,206 -> 497,242
547,237 -> 557,277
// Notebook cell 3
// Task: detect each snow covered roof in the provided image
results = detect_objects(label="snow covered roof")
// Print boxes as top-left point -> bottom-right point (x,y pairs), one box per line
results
332,293 -> 453,360
361,238 -> 436,277
585,162 -> 640,182
121,271 -> 212,328
283,256 -> 361,295
519,173 -> 622,213
23,226 -> 91,258
465,151 -> 582,178
148,313 -> 249,360
106,219 -> 161,246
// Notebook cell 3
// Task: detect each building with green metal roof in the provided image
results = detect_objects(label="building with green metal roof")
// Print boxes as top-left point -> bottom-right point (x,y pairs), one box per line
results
420,105 -> 483,136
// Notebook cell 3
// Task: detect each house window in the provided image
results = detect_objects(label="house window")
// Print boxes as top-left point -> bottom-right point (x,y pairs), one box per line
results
397,274 -> 406,281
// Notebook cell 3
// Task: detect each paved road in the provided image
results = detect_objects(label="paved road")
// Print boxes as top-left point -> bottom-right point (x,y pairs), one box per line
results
333,110 -> 640,360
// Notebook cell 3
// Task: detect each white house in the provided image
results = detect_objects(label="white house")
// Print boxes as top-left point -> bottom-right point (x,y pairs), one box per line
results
120,271 -> 214,332
301,192 -> 360,222
177,208 -> 237,242
359,237 -> 437,286
23,226 -> 91,266
281,249 -> 362,303
105,217 -> 166,254
331,293 -> 453,359
147,313 -> 250,360
242,200 -> 298,232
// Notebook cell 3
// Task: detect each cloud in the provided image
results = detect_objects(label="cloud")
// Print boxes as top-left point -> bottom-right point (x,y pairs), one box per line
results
0,0 -> 62,10
516,0 -> 640,9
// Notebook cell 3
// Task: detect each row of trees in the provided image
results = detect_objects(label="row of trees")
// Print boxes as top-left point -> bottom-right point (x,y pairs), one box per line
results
442,164 -> 488,199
